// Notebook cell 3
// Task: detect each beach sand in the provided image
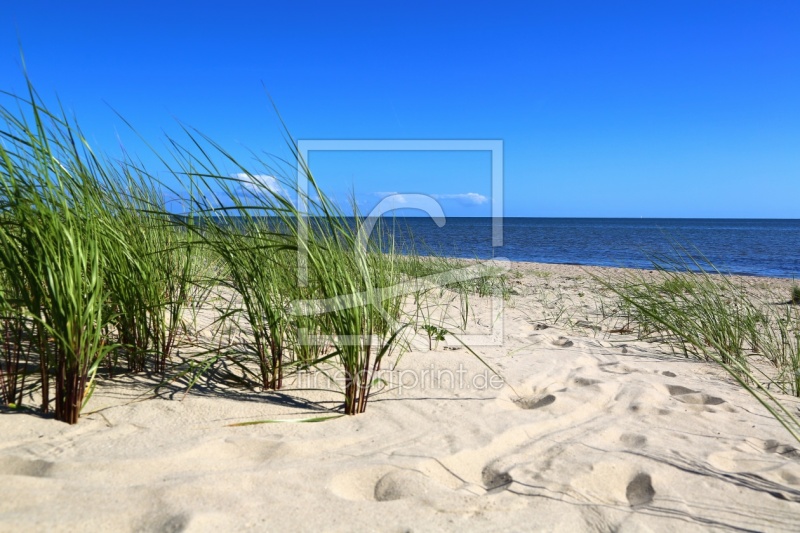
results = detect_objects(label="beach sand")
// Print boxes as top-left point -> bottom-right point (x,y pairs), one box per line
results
1,262 -> 799,532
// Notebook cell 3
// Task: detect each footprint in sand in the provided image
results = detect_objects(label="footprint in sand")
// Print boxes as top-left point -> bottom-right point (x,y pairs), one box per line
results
760,439 -> 800,459
0,457 -> 53,477
136,513 -> 190,533
598,362 -> 636,375
481,462 -> 513,491
667,385 -> 726,406
573,377 -> 602,387
514,394 -> 556,410
619,433 -> 648,449
626,472 -> 655,506
551,336 -> 573,347
373,470 -> 460,502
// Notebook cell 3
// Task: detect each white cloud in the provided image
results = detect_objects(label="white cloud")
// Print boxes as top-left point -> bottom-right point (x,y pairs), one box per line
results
234,173 -> 287,197
373,191 -> 410,205
373,191 -> 488,206
431,192 -> 488,205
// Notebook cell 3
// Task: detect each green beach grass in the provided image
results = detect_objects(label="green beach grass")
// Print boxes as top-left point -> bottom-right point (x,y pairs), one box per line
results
0,77 -> 504,422
598,252 -> 800,442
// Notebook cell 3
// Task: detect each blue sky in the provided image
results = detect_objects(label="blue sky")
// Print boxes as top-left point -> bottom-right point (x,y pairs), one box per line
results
1,1 -> 799,217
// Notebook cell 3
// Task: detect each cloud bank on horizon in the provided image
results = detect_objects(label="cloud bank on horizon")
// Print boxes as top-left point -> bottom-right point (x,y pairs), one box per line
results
374,191 -> 488,206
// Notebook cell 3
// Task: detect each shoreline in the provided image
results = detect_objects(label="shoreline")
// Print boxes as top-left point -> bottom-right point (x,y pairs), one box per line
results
428,255 -> 799,291
413,253 -> 800,281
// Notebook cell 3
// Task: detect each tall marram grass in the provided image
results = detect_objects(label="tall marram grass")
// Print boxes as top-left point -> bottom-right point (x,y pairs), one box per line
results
0,83 -> 115,423
192,175 -> 299,391
170,131 -> 412,414
0,74 -> 503,422
99,169 -> 200,376
297,199 -> 407,415
601,251 -> 800,442
0,80 -> 205,423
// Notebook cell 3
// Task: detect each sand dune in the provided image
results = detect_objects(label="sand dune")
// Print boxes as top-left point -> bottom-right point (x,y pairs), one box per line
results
1,262 -> 799,532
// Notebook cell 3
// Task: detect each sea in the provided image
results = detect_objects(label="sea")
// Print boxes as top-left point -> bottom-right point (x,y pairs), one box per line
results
379,218 -> 800,279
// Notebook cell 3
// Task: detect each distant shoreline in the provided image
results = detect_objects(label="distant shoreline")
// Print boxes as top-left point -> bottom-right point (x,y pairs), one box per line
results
425,255 -> 800,284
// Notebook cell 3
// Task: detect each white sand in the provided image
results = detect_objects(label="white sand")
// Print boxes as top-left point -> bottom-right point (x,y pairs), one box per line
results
1,262 -> 799,532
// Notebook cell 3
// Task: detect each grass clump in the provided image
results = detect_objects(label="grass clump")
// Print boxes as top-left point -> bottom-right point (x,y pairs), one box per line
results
0,78 -> 208,422
100,175 -> 200,376
186,172 -> 299,391
601,252 -> 800,442
0,84 -> 115,422
293,194 -> 408,414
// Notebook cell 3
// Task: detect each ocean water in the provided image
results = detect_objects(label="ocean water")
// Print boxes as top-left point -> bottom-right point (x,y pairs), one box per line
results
380,218 -> 800,279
